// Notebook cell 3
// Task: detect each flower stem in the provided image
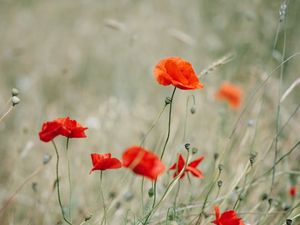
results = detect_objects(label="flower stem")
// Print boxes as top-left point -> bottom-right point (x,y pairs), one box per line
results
149,87 -> 176,218
160,87 -> 176,160
51,140 -> 72,225
99,171 -> 107,225
66,138 -> 72,223
143,149 -> 190,225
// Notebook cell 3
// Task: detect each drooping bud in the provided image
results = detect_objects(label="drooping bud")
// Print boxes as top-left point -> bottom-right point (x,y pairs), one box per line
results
11,96 -> 20,106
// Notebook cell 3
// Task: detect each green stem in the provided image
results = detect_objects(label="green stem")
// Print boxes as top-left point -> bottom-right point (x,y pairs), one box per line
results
99,171 -> 107,225
66,138 -> 72,222
51,140 -> 72,225
143,150 -> 190,224
149,87 -> 176,218
195,169 -> 221,225
160,87 -> 176,160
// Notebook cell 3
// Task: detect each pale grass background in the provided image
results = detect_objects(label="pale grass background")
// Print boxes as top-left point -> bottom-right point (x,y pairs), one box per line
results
0,0 -> 300,224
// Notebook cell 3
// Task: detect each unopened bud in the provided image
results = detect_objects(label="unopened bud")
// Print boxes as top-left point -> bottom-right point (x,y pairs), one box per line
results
217,180 -> 223,188
148,187 -> 154,198
11,96 -> 20,106
214,153 -> 219,160
190,106 -> 196,114
11,88 -> 19,96
43,153 -> 52,164
184,143 -> 190,151
165,97 -> 172,105
191,147 -> 198,154
218,164 -> 224,172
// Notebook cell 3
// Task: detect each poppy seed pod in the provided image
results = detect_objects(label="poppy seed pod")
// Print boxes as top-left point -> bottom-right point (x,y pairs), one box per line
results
11,96 -> 20,106
165,96 -> 172,105
148,187 -> 154,198
11,88 -> 19,96
286,219 -> 292,225
184,143 -> 190,151
190,106 -> 196,114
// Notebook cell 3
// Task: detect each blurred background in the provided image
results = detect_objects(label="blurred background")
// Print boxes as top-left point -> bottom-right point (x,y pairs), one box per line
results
0,0 -> 299,224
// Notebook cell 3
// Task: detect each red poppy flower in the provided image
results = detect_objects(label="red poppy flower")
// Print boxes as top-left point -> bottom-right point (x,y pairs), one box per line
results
154,57 -> 204,90
90,153 -> 122,173
215,82 -> 242,109
169,154 -> 204,179
212,206 -> 245,225
39,117 -> 88,142
122,146 -> 166,180
55,117 -> 88,139
289,186 -> 297,197
39,120 -> 62,142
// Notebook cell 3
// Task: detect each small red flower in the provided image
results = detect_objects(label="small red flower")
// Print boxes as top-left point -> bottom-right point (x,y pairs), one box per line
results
212,206 -> 245,225
122,146 -> 166,180
215,82 -> 242,109
289,186 -> 297,197
169,154 -> 204,179
39,117 -> 88,142
55,117 -> 88,139
39,120 -> 63,142
90,153 -> 122,173
154,57 -> 204,90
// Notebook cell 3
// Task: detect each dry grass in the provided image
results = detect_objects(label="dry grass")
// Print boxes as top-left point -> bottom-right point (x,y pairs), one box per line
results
0,0 -> 300,224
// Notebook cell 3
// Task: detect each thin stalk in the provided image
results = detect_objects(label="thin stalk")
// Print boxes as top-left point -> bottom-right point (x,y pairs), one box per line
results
143,150 -> 191,225
150,87 -> 177,215
195,169 -> 221,225
271,17 -> 287,194
99,171 -> 107,225
66,138 -> 72,222
0,106 -> 13,124
160,87 -> 176,160
51,140 -> 72,225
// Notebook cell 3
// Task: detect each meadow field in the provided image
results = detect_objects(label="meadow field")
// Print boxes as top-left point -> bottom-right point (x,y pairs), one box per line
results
0,0 -> 300,224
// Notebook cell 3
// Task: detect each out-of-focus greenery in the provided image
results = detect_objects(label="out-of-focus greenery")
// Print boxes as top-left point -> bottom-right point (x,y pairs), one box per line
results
0,0 -> 299,224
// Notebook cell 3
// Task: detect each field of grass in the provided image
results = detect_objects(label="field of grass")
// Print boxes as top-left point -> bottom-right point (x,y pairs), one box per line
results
0,0 -> 300,224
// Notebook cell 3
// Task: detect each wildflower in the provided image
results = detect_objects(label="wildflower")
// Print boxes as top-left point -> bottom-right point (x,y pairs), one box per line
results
169,154 -> 204,179
212,206 -> 245,225
215,82 -> 242,109
90,153 -> 122,173
289,186 -> 297,197
122,146 -> 165,180
154,57 -> 204,90
55,117 -> 87,138
39,117 -> 88,142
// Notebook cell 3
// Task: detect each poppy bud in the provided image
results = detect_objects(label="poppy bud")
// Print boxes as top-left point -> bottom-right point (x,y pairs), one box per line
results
191,147 -> 198,154
11,96 -> 20,106
214,153 -> 219,160
11,88 -> 19,96
190,106 -> 196,114
268,198 -> 273,205
43,153 -> 52,164
248,119 -> 255,127
217,180 -> 223,188
124,191 -> 134,201
32,182 -> 38,193
218,164 -> 224,172
185,143 -> 190,151
165,97 -> 172,105
261,193 -> 268,201
286,219 -> 292,225
148,187 -> 154,198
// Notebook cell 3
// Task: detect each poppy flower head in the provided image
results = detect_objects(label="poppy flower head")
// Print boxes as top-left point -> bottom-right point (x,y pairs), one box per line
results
39,117 -> 88,142
122,146 -> 166,180
212,206 -> 245,225
56,117 -> 88,139
289,186 -> 297,197
169,154 -> 204,179
154,57 -> 204,90
39,120 -> 62,142
215,82 -> 242,109
90,153 -> 122,173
